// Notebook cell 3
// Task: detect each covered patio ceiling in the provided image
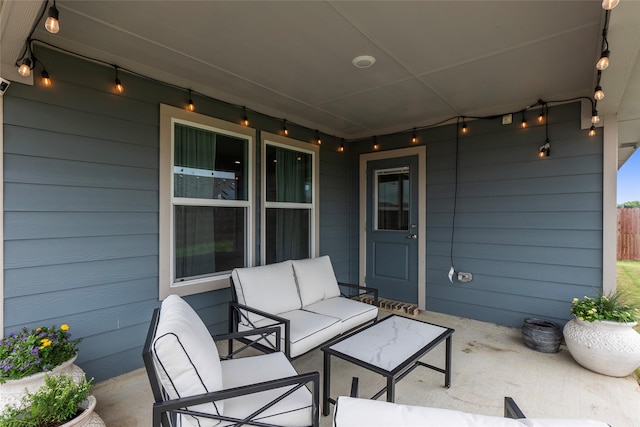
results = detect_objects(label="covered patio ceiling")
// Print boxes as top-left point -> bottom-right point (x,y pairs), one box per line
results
2,1 -> 639,167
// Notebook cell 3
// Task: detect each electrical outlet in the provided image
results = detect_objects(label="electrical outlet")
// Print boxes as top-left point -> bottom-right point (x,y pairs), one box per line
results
457,272 -> 473,282
502,114 -> 512,125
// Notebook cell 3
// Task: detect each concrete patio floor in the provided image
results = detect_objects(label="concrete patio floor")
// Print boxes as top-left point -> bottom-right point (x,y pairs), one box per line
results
92,309 -> 640,426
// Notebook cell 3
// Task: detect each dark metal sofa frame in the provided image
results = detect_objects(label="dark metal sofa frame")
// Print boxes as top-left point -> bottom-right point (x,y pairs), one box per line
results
229,278 -> 379,358
142,306 -> 320,427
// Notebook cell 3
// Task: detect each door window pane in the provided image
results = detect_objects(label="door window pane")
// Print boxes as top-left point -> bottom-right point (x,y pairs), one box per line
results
265,145 -> 312,203
174,206 -> 245,281
265,208 -> 310,264
174,123 -> 248,200
376,168 -> 409,230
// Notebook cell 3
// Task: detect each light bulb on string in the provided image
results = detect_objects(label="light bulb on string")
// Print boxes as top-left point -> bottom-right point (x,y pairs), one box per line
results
186,90 -> 195,112
602,0 -> 619,10
282,120 -> 288,136
596,49 -> 610,71
316,130 -> 322,145
18,58 -> 32,77
242,107 -> 249,126
114,66 -> 123,93
461,119 -> 468,134
594,86 -> 605,101
538,110 -> 544,123
45,0 -> 60,34
373,136 -> 379,150
589,126 -> 597,137
521,111 -> 527,129
338,139 -> 345,153
591,111 -> 601,124
41,69 -> 52,87
411,128 -> 417,144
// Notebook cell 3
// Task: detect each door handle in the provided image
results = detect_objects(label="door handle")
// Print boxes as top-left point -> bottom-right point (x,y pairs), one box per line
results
406,234 -> 417,239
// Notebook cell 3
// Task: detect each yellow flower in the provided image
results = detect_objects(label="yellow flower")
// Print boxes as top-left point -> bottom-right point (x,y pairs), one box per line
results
60,324 -> 69,331
39,338 -> 52,349
572,298 -> 578,303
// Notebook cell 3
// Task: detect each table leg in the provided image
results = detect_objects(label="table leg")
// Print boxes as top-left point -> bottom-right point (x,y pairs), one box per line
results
322,352 -> 331,416
444,335 -> 452,388
386,376 -> 395,402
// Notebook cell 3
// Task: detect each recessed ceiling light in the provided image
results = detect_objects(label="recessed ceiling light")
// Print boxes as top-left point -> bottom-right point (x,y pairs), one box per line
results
352,55 -> 376,68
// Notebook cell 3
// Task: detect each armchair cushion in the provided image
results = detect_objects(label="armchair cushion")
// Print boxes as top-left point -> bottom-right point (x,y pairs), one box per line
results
292,256 -> 341,306
232,260 -> 302,324
152,295 -> 223,427
221,352 -> 313,426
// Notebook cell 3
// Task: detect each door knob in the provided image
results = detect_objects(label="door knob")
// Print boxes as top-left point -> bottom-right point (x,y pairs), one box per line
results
407,234 -> 417,239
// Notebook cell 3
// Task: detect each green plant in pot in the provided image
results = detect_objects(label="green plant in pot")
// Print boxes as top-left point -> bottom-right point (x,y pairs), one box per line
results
0,374 -> 93,427
564,292 -> 640,377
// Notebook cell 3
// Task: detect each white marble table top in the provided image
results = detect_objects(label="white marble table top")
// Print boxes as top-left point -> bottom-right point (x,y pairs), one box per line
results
327,315 -> 451,372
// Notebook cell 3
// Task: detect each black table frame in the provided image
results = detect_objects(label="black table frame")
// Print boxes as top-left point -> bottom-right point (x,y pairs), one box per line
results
321,315 -> 454,416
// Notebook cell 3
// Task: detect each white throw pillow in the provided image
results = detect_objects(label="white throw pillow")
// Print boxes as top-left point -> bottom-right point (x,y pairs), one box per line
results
152,295 -> 223,427
232,260 -> 302,322
292,256 -> 341,307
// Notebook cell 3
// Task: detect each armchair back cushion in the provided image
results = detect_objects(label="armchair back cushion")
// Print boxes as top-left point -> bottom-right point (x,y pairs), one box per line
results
232,260 -> 302,324
152,295 -> 223,427
292,256 -> 341,307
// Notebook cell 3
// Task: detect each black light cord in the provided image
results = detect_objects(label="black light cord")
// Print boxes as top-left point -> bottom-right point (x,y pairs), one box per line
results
449,118 -> 461,272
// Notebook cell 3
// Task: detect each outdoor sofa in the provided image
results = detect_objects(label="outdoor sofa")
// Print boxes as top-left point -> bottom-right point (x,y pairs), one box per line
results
333,378 -> 611,427
142,294 -> 320,427
230,256 -> 378,358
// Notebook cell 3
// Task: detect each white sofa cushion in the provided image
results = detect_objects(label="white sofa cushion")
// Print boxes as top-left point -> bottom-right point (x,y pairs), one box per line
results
333,397 -> 611,427
303,297 -> 378,334
333,397 -> 524,427
232,260 -> 302,324
221,352 -> 313,426
152,295 -> 223,427
240,309 -> 342,357
292,256 -> 341,306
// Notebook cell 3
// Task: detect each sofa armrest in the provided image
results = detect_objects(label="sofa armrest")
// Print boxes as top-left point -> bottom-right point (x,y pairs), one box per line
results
214,326 -> 282,359
504,397 -> 526,419
338,282 -> 378,306
152,371 -> 320,427
228,302 -> 292,356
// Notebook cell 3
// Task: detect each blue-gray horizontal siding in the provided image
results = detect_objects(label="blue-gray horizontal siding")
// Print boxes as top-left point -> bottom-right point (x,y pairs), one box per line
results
424,102 -> 603,327
3,46 -> 352,381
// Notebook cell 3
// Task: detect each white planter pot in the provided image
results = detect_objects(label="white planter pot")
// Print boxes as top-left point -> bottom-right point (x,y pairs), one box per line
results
60,395 -> 106,427
0,356 -> 85,413
563,318 -> 640,377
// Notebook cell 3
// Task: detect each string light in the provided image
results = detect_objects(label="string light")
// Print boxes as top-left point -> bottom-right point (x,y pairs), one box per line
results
589,125 -> 597,137
594,85 -> 605,101
602,0 -> 619,10
411,128 -> 417,144
373,136 -> 379,150
521,111 -> 527,128
18,58 -> 32,77
45,0 -> 60,34
242,107 -> 249,126
537,110 -> 544,123
591,109 -> 601,124
316,130 -> 322,145
187,89 -> 195,112
282,120 -> 288,136
461,119 -> 468,134
339,139 -> 345,152
41,69 -> 51,87
596,49 -> 610,71
538,140 -> 550,158
114,66 -> 124,93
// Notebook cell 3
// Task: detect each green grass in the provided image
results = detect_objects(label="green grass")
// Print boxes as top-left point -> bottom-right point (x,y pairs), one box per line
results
616,260 -> 640,381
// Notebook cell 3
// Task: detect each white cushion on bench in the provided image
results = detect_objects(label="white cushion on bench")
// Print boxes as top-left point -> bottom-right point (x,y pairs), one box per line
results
232,260 -> 302,324
304,297 -> 378,334
221,352 -> 313,426
292,256 -> 341,306
152,295 -> 223,427
333,397 -> 611,427
242,309 -> 342,357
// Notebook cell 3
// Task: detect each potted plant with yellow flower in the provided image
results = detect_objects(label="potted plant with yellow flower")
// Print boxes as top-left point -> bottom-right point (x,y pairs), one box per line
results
563,292 -> 640,377
0,324 -> 84,412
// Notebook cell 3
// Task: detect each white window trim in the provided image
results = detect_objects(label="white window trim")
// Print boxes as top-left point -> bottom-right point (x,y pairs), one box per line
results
260,132 -> 319,264
159,104 -> 255,299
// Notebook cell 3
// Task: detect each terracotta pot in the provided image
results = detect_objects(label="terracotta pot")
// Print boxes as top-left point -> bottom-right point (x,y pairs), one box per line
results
563,317 -> 640,377
59,395 -> 105,427
0,356 -> 85,413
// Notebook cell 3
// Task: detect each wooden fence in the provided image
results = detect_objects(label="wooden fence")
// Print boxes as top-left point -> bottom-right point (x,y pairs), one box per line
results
618,208 -> 640,261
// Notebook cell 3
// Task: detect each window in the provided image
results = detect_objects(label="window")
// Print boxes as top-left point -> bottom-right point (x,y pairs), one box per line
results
375,167 -> 410,231
160,104 -> 254,298
261,132 -> 319,264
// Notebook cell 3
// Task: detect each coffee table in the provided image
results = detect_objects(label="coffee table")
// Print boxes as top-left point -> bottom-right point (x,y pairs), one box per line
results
321,314 -> 454,415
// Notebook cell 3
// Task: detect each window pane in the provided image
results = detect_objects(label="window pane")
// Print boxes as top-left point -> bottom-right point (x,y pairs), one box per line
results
265,208 -> 310,264
265,145 -> 312,203
377,170 -> 409,230
174,206 -> 245,281
174,123 -> 248,200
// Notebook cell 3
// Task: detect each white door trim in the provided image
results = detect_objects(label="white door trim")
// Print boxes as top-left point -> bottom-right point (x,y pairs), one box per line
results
359,146 -> 426,310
